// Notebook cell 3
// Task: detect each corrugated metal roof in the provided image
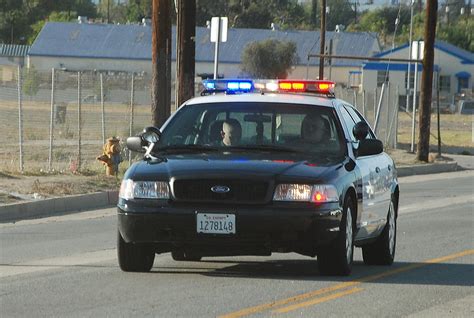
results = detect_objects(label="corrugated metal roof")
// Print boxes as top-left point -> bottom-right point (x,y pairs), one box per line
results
374,40 -> 474,64
0,44 -> 30,57
29,22 -> 381,67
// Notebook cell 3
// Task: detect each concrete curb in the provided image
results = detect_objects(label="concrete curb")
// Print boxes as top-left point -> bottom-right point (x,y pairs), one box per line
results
397,162 -> 459,177
0,191 -> 118,223
0,161 -> 461,223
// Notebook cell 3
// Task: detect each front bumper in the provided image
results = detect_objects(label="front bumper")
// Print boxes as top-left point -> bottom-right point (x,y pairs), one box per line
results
117,199 -> 342,255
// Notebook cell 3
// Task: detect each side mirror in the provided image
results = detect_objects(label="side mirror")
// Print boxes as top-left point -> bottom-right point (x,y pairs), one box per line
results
126,136 -> 146,153
141,126 -> 161,143
352,121 -> 370,141
126,126 -> 162,154
357,139 -> 383,157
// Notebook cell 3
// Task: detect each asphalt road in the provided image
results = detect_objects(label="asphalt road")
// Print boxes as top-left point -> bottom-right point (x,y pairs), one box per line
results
1,171 -> 473,317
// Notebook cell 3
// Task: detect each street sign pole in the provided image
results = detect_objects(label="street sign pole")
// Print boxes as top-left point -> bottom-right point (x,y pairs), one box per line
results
213,20 -> 220,79
410,40 -> 423,153
211,17 -> 228,80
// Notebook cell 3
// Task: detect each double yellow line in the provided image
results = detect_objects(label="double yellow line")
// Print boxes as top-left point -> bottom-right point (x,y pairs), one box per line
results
219,249 -> 474,317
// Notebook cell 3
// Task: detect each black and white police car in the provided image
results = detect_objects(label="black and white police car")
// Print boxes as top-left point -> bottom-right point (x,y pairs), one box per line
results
118,79 -> 399,276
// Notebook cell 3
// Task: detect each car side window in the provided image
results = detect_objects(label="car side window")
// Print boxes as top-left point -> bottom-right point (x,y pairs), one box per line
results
343,105 -> 375,139
339,106 -> 357,142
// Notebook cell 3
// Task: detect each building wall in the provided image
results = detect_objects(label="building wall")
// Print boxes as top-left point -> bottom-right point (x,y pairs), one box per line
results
28,56 -> 152,73
364,46 -> 474,96
29,56 -> 364,88
362,67 -> 422,95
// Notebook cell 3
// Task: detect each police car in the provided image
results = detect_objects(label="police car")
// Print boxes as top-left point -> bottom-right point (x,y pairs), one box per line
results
118,79 -> 399,276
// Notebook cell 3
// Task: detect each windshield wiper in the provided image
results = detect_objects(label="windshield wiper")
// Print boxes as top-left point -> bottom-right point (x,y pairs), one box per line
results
155,144 -> 219,153
225,144 -> 302,153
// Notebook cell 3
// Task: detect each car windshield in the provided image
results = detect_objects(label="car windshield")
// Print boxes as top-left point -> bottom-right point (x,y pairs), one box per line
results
157,102 -> 345,157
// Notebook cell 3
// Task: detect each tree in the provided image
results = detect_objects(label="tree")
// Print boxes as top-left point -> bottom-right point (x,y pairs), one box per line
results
0,0 -> 97,44
349,5 -> 411,46
196,0 -> 309,30
125,0 -> 152,23
0,0 -> 30,44
326,0 -> 355,31
241,39 -> 298,79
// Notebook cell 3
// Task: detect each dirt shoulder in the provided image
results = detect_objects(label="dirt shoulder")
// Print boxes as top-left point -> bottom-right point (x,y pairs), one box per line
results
0,171 -> 121,204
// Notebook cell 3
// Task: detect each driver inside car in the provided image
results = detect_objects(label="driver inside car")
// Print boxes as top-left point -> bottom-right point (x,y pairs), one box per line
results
220,119 -> 242,146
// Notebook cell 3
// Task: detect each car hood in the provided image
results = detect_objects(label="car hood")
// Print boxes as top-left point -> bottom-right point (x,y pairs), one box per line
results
129,153 -> 344,182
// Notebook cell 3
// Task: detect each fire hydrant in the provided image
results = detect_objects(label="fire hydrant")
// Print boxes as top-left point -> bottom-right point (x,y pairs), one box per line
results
97,137 -> 122,176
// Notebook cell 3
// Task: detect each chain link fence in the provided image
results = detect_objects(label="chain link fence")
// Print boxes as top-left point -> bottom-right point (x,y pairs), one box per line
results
1,67 -> 156,173
1,67 -> 402,173
335,83 -> 401,149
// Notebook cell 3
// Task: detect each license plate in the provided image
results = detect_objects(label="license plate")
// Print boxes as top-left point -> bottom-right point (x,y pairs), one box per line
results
196,213 -> 236,234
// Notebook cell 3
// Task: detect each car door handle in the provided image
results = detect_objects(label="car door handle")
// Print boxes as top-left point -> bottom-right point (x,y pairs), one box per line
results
375,167 -> 381,173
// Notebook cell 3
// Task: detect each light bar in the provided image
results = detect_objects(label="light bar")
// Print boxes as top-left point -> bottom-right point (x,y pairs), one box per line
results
278,80 -> 335,94
202,79 -> 254,93
201,79 -> 335,96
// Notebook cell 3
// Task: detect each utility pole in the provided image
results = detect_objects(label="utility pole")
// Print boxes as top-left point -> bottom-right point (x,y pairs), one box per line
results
176,0 -> 196,107
319,0 -> 327,80
417,0 -> 437,162
151,0 -> 172,128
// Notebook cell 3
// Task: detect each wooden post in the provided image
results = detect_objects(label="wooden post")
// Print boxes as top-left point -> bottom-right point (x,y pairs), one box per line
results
176,0 -> 196,107
417,0 -> 437,162
319,0 -> 326,80
151,0 -> 172,128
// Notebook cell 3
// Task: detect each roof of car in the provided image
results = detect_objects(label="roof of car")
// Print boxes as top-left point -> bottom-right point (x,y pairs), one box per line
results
185,93 -> 336,108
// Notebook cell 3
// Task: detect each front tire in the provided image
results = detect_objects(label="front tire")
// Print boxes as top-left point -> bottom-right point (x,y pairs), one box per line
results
362,199 -> 397,265
318,196 -> 355,276
117,230 -> 155,272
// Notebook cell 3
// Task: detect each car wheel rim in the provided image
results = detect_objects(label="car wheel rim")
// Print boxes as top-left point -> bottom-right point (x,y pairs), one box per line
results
388,202 -> 395,256
345,207 -> 353,264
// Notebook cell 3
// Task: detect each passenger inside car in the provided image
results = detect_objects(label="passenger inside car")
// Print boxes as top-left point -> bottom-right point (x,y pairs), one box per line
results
299,114 -> 330,145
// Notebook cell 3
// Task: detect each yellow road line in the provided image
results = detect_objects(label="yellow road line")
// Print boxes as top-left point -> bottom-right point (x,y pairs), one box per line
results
273,287 -> 364,314
218,249 -> 474,318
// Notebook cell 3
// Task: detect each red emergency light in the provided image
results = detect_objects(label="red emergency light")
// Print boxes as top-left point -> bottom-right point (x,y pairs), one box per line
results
277,80 -> 335,95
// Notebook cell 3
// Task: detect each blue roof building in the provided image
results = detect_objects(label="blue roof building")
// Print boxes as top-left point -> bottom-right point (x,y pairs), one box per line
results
362,40 -> 473,99
28,22 -> 381,84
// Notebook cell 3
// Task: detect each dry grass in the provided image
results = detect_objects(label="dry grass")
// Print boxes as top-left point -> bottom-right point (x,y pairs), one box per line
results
396,112 -> 473,154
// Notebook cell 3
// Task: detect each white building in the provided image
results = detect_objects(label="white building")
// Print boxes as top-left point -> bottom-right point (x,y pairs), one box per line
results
362,40 -> 473,107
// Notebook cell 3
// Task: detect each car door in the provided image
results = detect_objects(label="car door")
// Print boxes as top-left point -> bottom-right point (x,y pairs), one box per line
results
337,104 -> 379,239
344,105 -> 392,235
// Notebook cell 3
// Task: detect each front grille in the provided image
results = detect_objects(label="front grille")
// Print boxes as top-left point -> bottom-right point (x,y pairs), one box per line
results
173,179 -> 269,203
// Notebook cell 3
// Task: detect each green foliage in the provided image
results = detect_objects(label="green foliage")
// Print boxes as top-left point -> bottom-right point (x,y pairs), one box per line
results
124,0 -> 152,23
241,39 -> 298,79
0,0 -> 97,44
196,0 -> 310,30
349,5 -> 411,45
396,12 -> 473,52
23,66 -> 40,98
325,0 -> 356,31
437,17 -> 473,52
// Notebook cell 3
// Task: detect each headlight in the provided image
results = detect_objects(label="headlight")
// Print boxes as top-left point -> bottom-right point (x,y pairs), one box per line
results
273,184 -> 338,203
119,180 -> 169,200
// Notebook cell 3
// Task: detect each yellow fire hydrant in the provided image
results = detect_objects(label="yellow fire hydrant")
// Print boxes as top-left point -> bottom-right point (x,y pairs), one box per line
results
97,137 -> 122,176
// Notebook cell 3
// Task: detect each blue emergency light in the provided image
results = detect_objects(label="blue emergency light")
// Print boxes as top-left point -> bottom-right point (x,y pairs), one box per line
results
202,79 -> 254,94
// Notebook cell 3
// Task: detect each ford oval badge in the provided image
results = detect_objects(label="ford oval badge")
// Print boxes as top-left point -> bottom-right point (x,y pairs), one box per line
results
211,185 -> 230,193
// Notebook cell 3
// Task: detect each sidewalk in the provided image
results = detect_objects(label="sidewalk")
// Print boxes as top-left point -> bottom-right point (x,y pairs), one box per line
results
1,154 -> 471,223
